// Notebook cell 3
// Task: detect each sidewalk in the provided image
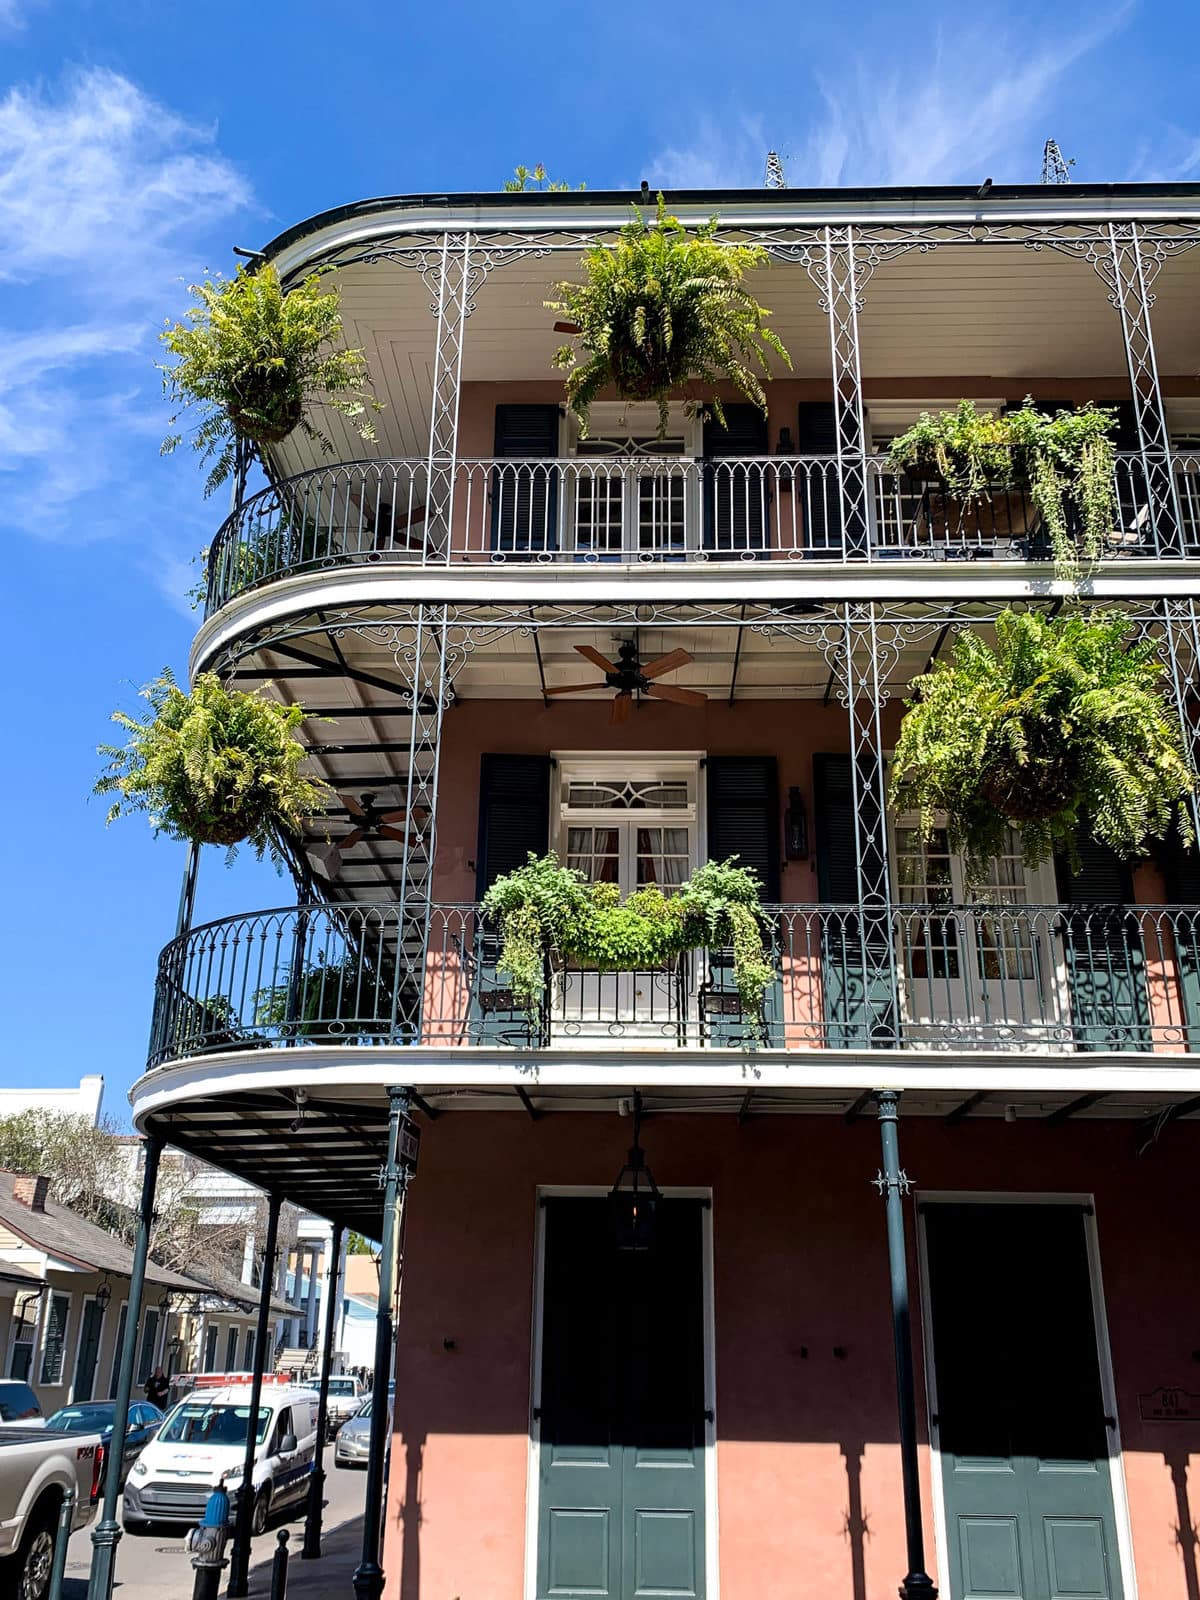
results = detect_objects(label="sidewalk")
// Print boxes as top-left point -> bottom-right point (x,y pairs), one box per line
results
241,1514 -> 365,1597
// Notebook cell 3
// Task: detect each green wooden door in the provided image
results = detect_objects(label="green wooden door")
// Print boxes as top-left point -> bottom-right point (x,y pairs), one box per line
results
536,1198 -> 707,1599
72,1297 -> 105,1403
1058,841 -> 1149,1052
925,1203 -> 1124,1600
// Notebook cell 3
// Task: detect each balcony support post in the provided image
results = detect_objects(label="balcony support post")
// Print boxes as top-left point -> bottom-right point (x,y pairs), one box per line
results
873,1089 -> 938,1600
1161,598 -> 1200,839
227,1191 -> 283,1598
816,225 -> 871,558
425,231 -> 472,562
353,1087 -> 415,1600
1104,222 -> 1184,555
301,1219 -> 344,1559
841,604 -> 901,1043
393,607 -> 450,1043
86,1134 -> 162,1600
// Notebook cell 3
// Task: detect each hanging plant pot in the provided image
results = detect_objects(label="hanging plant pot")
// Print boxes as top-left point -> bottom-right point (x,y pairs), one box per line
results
889,609 -> 1194,874
226,382 -> 306,446
96,670 -> 333,866
547,197 -> 791,436
159,264 -> 381,494
978,748 -> 1082,823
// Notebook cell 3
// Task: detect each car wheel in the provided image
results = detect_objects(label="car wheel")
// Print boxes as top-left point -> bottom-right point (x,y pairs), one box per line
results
251,1490 -> 271,1537
15,1506 -> 56,1600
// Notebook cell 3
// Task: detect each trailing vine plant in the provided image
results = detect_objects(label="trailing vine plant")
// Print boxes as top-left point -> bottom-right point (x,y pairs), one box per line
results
547,196 -> 791,437
481,853 -> 773,1024
889,608 -> 1194,877
96,669 -> 332,864
886,399 -> 1118,575
160,264 -> 381,494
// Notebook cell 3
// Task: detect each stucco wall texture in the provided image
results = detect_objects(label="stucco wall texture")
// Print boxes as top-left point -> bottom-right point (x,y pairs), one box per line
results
384,1111 -> 1200,1600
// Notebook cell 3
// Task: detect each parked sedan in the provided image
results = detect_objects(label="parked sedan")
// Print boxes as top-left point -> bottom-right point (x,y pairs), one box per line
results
334,1396 -> 392,1469
43,1401 -> 163,1489
0,1381 -> 43,1428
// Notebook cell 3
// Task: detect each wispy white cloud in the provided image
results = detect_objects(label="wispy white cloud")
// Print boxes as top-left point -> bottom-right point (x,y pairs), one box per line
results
0,66 -> 253,589
648,4 -> 1134,189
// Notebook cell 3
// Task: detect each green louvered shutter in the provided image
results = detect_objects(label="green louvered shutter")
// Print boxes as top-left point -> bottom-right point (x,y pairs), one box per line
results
703,405 -> 768,554
1058,838 -> 1149,1051
1162,838 -> 1200,1052
491,405 -> 560,555
473,755 -> 552,1042
796,402 -> 842,556
813,753 -> 895,1047
703,758 -> 781,1043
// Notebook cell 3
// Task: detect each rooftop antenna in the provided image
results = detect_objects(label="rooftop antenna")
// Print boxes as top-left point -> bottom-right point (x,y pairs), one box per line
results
764,150 -> 788,189
1041,139 -> 1074,184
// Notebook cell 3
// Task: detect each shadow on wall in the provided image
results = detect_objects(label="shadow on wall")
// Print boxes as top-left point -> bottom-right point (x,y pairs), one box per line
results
1167,1445 -> 1200,1600
397,1430 -> 424,1600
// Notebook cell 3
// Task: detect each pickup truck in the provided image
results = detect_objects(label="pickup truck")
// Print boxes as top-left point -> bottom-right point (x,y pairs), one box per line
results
0,1425 -> 102,1600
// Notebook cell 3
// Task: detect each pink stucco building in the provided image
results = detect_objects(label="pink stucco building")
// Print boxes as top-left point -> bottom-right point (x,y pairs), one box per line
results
123,181 -> 1200,1600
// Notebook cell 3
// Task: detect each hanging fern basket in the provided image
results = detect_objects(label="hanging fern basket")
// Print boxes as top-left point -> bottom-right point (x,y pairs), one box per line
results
978,748 -> 1082,824
225,381 -> 306,446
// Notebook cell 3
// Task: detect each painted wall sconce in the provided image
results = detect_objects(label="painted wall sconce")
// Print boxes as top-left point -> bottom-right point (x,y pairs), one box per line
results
784,786 -> 808,861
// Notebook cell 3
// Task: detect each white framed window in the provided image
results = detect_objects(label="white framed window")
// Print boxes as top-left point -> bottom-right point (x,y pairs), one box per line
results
557,759 -> 699,896
8,1290 -> 41,1381
562,406 -> 702,560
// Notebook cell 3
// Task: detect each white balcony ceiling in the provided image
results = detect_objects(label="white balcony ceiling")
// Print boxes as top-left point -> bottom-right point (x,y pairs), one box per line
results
270,246 -> 1200,470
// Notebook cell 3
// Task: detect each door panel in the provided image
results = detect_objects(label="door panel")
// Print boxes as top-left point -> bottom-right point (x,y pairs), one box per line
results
73,1299 -> 104,1403
537,1198 -> 706,1600
925,1203 -> 1123,1600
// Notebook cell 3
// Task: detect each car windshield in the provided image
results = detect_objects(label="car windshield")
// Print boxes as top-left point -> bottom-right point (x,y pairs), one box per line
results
327,1380 -> 356,1395
46,1405 -> 115,1432
356,1399 -> 373,1419
157,1401 -> 271,1448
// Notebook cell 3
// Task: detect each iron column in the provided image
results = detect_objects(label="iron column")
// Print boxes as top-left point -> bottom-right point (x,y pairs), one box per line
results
86,1135 -> 162,1600
301,1221 -> 344,1559
353,1088 -> 412,1600
227,1192 -> 282,1598
875,1090 -> 937,1600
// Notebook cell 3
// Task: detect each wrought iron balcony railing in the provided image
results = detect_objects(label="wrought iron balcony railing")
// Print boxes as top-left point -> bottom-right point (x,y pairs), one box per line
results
147,901 -> 1200,1067
201,452 -> 1200,612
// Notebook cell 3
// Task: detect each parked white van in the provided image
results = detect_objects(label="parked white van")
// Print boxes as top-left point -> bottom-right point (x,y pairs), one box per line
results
123,1380 -> 318,1534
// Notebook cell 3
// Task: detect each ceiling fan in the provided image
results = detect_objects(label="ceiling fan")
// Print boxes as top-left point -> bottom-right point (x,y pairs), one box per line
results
318,793 -> 427,877
545,641 -> 708,725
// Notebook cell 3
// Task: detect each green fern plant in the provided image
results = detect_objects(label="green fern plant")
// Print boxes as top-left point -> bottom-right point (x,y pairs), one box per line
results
96,670 -> 332,864
160,265 -> 381,494
889,609 -> 1194,876
886,399 -> 1118,574
547,197 -> 791,437
481,852 -> 772,1021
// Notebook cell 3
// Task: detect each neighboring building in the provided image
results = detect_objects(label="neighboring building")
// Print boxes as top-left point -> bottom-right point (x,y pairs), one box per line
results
337,1254 -> 379,1373
0,1075 -> 105,1125
126,184 -> 1200,1600
0,1171 -> 198,1409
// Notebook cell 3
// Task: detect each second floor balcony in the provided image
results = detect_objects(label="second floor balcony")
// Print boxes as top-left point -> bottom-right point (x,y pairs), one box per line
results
147,898 -> 1200,1070
202,447 -> 1200,613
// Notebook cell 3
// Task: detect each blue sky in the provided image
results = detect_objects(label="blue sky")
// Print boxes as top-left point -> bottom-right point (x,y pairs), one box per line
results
0,0 -> 1196,1125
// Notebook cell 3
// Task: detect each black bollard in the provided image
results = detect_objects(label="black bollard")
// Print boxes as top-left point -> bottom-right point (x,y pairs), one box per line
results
269,1528 -> 289,1600
48,1486 -> 76,1600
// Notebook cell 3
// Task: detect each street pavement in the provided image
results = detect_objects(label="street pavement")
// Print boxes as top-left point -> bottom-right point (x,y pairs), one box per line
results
62,1444 -> 367,1599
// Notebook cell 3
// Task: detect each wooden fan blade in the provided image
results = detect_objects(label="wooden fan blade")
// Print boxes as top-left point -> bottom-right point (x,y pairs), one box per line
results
575,644 -> 619,674
379,809 -> 412,823
340,827 -> 367,850
553,320 -> 581,334
544,681 -> 607,696
340,794 -> 368,819
645,683 -> 708,708
377,825 -> 417,844
610,692 -> 633,725
640,648 -> 693,680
